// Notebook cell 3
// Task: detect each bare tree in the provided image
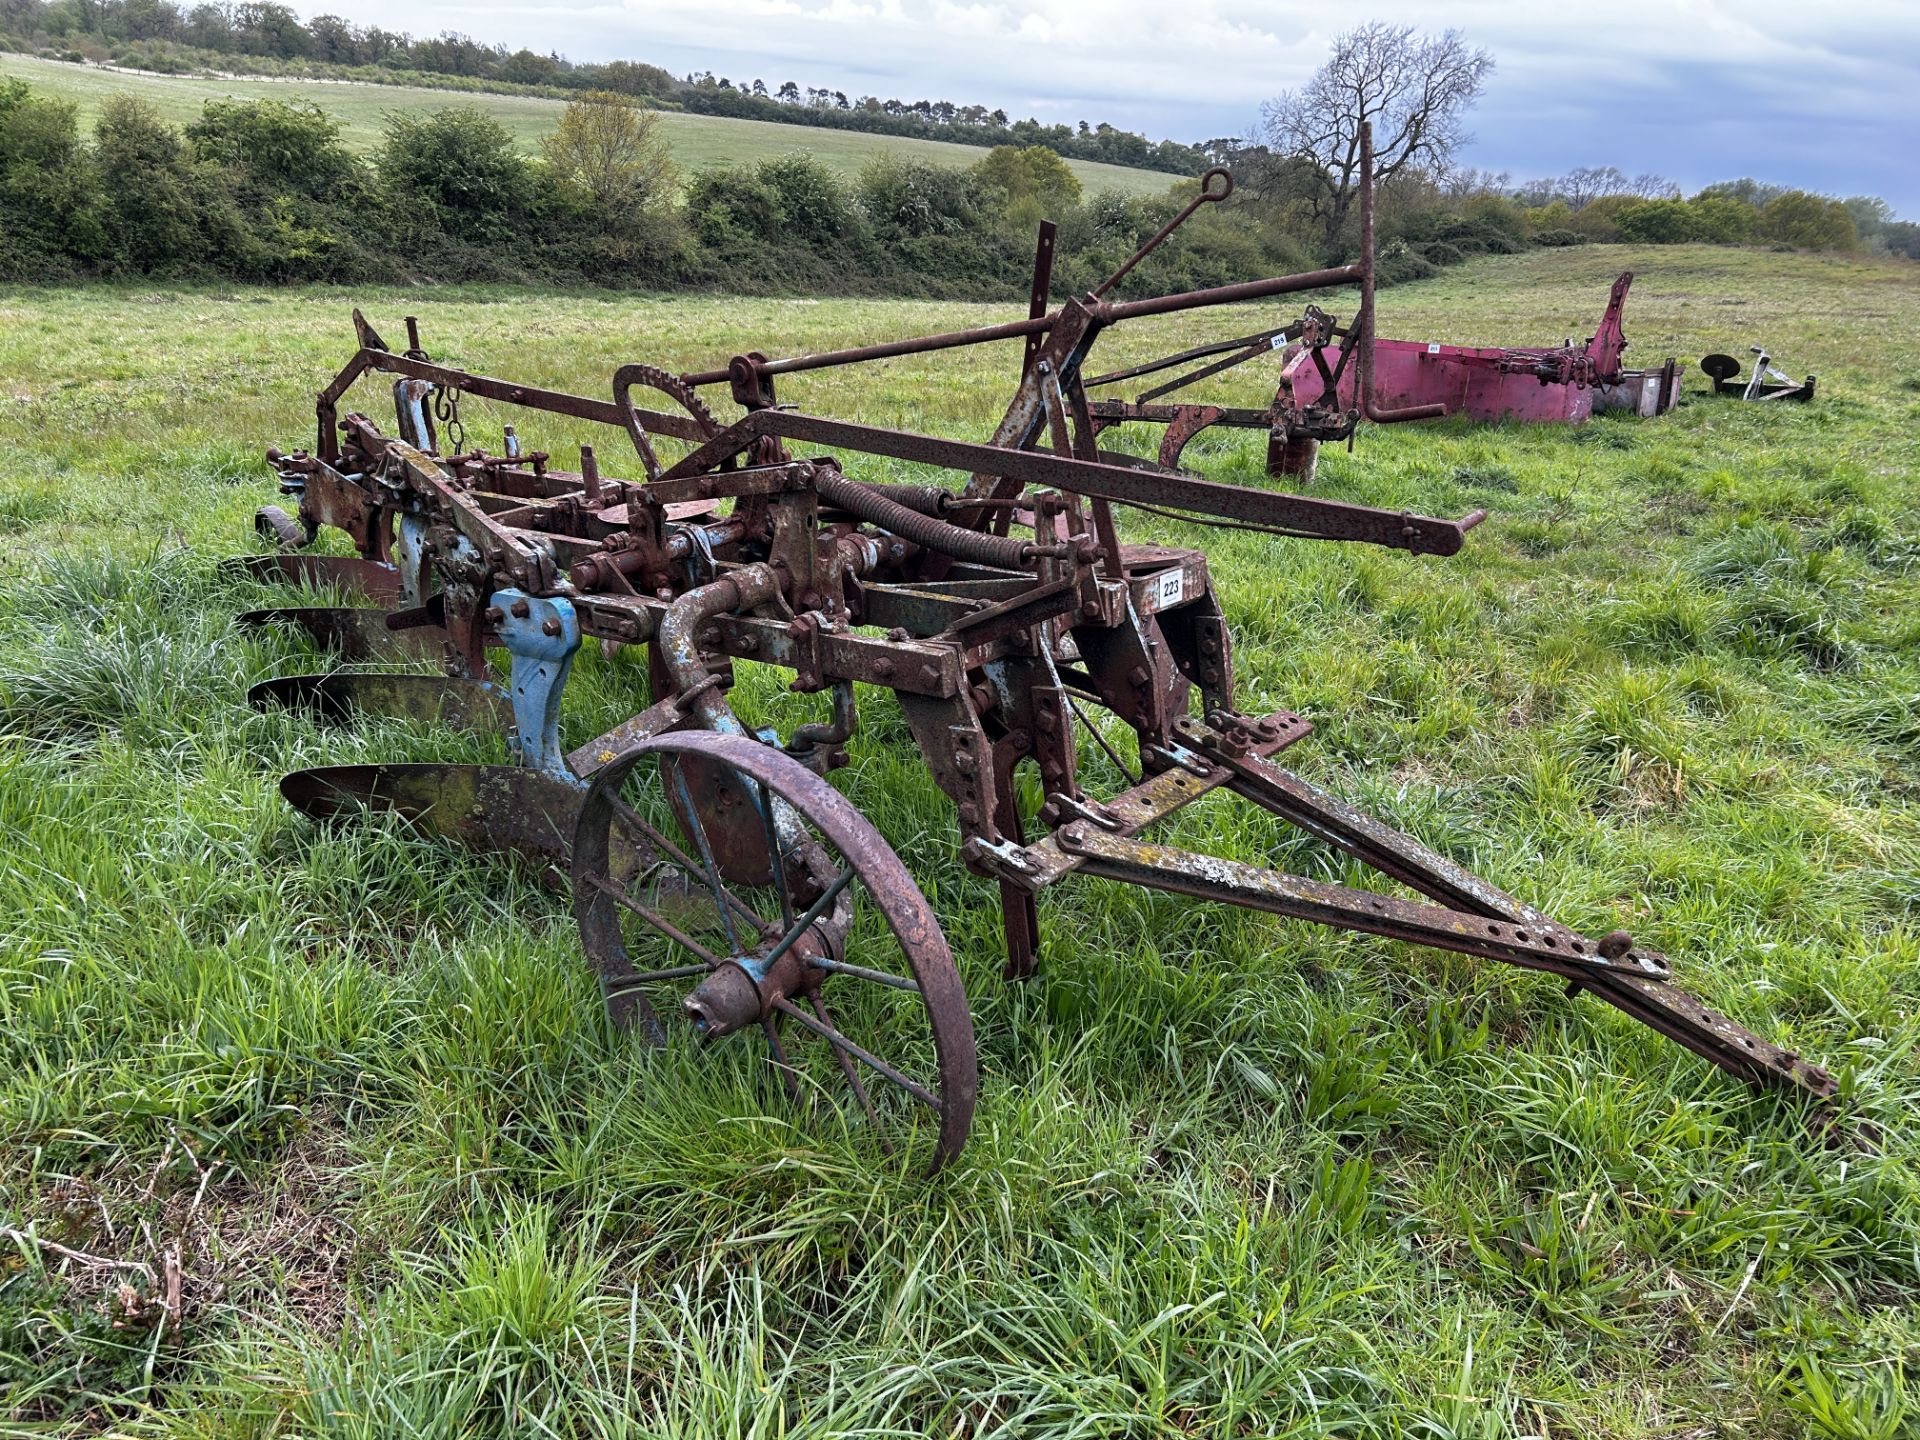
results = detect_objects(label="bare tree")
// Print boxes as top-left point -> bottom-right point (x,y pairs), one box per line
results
1262,22 -> 1492,241
1624,171 -> 1681,200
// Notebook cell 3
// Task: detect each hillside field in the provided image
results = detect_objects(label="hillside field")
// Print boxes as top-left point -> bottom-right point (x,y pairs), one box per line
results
1,243 -> 1918,1434
0,51 -> 1179,197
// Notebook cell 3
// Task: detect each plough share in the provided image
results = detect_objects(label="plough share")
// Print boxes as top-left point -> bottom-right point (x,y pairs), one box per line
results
235,132 -> 1835,1169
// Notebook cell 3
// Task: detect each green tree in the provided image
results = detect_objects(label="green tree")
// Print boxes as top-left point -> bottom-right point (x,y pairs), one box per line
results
755,152 -> 860,248
0,78 -> 104,268
1686,195 -> 1755,244
1615,199 -> 1699,244
1882,219 -> 1920,261
1760,191 -> 1856,250
540,91 -> 674,228
376,105 -> 532,245
94,93 -> 236,271
594,59 -> 675,98
856,155 -> 979,238
187,98 -> 356,200
969,144 -> 1081,217
1841,194 -> 1893,245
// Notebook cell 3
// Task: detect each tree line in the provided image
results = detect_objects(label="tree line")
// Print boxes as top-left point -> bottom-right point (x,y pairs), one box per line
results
0,0 -> 1205,171
0,79 -> 1275,294
3,73 -> 1907,310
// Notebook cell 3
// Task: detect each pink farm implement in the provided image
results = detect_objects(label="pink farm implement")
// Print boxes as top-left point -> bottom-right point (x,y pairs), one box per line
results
1086,272 -> 1682,485
1276,272 -> 1683,424
231,131 -> 1833,1171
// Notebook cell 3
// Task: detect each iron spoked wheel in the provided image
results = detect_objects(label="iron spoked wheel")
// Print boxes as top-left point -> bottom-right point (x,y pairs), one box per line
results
571,730 -> 978,1171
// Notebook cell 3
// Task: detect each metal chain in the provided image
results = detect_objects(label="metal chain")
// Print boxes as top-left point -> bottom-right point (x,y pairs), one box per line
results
431,385 -> 465,455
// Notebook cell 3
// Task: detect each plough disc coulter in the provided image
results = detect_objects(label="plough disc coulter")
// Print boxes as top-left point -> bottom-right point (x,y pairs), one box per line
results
236,134 -> 1835,1169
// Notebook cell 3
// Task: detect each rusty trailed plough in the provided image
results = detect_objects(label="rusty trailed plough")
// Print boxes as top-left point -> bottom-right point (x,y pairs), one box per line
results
235,134 -> 1834,1169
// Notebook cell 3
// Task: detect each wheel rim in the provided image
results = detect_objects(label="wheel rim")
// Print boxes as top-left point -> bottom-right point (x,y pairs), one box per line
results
572,731 -> 978,1171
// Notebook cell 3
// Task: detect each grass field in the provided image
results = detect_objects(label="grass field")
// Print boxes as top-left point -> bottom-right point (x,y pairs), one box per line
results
1,243 -> 1918,1435
0,52 -> 1179,198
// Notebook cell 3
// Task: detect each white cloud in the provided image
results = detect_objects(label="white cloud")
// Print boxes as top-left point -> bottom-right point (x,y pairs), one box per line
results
321,0 -> 1920,209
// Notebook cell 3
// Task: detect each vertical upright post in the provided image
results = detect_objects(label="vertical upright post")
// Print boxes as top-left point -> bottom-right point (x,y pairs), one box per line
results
580,444 -> 602,507
1356,121 -> 1376,412
1354,121 -> 1445,424
1021,220 -> 1057,381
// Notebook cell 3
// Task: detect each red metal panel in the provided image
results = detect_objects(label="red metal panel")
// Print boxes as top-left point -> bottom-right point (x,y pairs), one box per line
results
1284,340 -> 1594,424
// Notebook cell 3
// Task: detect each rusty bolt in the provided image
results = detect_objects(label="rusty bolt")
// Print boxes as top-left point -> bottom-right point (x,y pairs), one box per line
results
1081,601 -> 1102,620
1009,729 -> 1032,753
738,634 -> 759,653
509,598 -> 531,619
483,606 -> 504,625
1038,800 -> 1060,825
541,618 -> 562,637
958,802 -> 980,826
953,751 -> 976,775
886,627 -> 910,642
1128,666 -> 1151,687
1598,930 -> 1634,960
873,659 -> 895,679
1035,709 -> 1057,734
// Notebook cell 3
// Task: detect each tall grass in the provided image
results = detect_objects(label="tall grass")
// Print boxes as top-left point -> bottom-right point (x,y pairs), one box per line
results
0,244 -> 1917,1434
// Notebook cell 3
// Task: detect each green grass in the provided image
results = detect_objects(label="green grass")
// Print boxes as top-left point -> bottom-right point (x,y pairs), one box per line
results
0,51 -> 1180,197
1,242 -> 1918,1435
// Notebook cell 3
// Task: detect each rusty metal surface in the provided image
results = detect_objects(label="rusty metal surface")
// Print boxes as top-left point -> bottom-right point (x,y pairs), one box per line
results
572,730 -> 977,1169
237,120 -> 1839,1172
281,763 -> 581,864
1057,825 -> 1669,978
235,606 -> 450,664
223,553 -> 402,603
250,673 -> 513,733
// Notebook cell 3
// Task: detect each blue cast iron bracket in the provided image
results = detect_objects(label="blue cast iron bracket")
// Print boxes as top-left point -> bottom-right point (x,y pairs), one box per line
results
492,587 -> 582,783
395,513 -> 432,610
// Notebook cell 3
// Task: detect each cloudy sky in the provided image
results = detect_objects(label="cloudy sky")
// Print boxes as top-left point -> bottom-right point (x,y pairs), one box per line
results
348,0 -> 1919,212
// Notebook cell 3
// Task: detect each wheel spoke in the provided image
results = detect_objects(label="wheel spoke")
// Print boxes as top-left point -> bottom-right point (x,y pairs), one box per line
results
762,1016 -> 805,1105
585,873 -> 721,968
812,993 -> 890,1151
807,955 -> 920,992
606,963 -> 712,988
1068,693 -> 1139,786
756,778 -> 796,932
671,765 -> 742,952
609,790 -> 762,937
762,867 -> 857,971
771,997 -> 941,1111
